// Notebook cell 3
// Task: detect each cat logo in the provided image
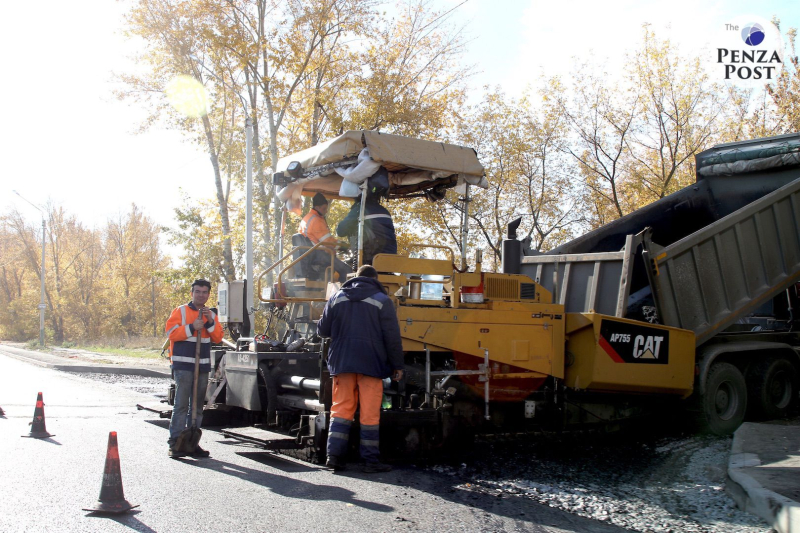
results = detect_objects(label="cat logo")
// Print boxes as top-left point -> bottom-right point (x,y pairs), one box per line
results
599,319 -> 670,364
633,335 -> 664,360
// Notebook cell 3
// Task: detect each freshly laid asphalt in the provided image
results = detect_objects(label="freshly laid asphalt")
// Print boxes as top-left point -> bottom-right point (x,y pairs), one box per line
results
2,342 -> 798,532
0,344 -> 631,533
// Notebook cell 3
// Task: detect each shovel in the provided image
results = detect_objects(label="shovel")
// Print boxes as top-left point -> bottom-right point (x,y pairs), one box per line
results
175,321 -> 203,454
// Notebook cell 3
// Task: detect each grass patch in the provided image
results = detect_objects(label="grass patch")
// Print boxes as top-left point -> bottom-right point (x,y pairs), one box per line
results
74,345 -> 164,359
58,336 -> 168,360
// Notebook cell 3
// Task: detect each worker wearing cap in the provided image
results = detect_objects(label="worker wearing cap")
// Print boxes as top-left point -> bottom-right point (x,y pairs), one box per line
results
317,264 -> 404,473
299,193 -> 351,282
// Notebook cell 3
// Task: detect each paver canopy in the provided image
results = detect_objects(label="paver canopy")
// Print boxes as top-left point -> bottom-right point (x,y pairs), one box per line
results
275,130 -> 487,212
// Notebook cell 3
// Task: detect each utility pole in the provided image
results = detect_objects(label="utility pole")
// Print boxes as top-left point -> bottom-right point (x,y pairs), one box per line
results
39,217 -> 45,346
13,191 -> 46,347
245,117 -> 254,337
151,277 -> 157,338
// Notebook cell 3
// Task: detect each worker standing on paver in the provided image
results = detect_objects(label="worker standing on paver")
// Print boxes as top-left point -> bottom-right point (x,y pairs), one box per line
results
336,169 -> 397,267
165,279 -> 223,458
317,265 -> 404,472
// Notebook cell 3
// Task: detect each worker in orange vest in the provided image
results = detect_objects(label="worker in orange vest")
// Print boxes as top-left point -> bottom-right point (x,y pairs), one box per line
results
165,279 -> 224,458
299,193 -> 351,282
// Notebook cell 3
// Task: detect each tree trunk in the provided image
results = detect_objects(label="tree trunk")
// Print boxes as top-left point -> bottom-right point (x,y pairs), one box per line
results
201,114 -> 235,281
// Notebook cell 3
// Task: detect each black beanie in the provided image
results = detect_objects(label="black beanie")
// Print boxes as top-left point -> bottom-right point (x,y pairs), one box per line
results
312,192 -> 328,207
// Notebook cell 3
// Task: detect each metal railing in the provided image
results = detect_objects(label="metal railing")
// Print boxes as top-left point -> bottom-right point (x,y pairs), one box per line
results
407,243 -> 455,265
257,241 -> 336,303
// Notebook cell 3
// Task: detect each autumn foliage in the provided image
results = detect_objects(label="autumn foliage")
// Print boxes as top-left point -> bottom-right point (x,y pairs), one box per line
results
2,5 -> 799,344
0,206 -> 173,343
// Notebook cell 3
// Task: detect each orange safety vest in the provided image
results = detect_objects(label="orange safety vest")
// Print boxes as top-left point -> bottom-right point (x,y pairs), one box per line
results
299,209 -> 335,245
165,302 -> 224,372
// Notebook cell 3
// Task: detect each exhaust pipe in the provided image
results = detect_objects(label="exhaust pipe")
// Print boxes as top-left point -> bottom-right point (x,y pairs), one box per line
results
502,217 -> 522,274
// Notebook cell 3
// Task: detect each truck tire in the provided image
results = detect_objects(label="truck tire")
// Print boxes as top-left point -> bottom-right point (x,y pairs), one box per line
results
748,357 -> 798,420
701,362 -> 747,435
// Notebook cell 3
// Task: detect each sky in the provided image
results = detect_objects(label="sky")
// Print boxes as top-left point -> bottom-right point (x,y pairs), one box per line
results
1,0 -> 798,256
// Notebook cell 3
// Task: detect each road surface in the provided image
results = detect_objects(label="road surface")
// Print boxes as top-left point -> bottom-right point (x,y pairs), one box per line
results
0,347 -> 627,532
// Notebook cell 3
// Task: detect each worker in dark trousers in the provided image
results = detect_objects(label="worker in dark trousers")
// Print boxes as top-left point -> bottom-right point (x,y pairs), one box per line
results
299,192 -> 352,282
165,279 -> 224,458
317,265 -> 404,472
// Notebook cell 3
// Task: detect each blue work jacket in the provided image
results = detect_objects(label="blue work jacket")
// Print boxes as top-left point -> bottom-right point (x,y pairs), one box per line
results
317,276 -> 404,379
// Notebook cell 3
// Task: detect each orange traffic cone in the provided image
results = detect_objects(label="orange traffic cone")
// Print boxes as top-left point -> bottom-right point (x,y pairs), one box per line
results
21,392 -> 54,438
83,431 -> 138,514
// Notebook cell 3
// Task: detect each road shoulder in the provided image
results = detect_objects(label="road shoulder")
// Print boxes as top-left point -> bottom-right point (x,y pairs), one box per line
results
0,341 -> 170,377
727,420 -> 800,533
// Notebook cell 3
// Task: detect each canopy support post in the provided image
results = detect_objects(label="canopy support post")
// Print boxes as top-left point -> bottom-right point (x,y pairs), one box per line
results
357,181 -> 368,268
460,184 -> 470,271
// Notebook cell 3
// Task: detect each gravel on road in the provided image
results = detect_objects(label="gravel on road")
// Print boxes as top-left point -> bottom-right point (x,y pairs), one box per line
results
430,428 -> 771,533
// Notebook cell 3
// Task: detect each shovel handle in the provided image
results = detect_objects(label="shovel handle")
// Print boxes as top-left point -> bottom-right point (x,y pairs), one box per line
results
191,311 -> 204,427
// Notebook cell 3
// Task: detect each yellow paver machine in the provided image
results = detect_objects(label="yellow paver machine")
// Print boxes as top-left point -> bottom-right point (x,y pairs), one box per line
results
211,130 -> 707,462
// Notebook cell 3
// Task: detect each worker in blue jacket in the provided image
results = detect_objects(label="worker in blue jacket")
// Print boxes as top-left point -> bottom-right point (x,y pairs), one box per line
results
317,264 -> 404,472
336,168 -> 397,266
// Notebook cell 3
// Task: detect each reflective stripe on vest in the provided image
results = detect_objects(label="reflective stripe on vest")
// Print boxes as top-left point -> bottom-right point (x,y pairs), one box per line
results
330,294 -> 383,309
172,356 -> 211,364
363,297 -> 383,309
300,212 -> 319,238
330,294 -> 349,308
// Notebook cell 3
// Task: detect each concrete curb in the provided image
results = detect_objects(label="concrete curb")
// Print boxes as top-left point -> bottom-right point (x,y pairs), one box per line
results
727,423 -> 800,533
0,348 -> 171,378
53,364 -> 171,378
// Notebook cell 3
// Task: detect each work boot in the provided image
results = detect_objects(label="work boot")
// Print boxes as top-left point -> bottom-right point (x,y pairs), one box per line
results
168,447 -> 186,459
190,445 -> 210,458
362,461 -> 392,473
326,455 -> 345,471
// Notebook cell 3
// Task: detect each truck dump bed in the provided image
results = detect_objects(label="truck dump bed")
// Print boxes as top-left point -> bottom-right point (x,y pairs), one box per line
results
645,177 -> 800,344
518,133 -> 800,345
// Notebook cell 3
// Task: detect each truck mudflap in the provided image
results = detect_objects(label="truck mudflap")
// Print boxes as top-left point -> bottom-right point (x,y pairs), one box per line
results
564,313 -> 695,397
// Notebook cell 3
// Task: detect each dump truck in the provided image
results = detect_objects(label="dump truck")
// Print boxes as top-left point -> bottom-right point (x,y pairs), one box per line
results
157,131 -> 799,462
507,132 -> 800,434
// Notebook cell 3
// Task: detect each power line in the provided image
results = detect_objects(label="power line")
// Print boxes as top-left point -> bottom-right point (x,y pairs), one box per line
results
418,0 -> 469,34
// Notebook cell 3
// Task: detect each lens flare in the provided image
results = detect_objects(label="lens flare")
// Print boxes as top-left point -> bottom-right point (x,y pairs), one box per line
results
165,75 -> 209,118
